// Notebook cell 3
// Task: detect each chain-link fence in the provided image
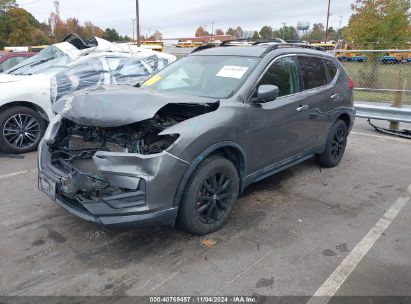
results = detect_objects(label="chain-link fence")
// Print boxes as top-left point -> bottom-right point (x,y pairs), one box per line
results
335,50 -> 411,105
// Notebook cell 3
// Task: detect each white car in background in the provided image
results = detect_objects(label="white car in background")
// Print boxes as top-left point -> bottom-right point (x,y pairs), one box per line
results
0,34 -> 176,153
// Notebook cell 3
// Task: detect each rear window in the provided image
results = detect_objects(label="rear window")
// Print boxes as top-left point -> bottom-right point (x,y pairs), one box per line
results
324,58 -> 338,81
298,56 -> 327,90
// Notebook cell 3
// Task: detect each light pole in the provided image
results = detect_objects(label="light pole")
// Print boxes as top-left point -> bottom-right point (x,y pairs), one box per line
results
282,22 -> 287,40
325,0 -> 331,43
136,0 -> 140,46
211,22 -> 214,42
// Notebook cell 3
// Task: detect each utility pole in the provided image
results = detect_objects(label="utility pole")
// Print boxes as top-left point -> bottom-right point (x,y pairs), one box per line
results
325,0 -> 331,43
136,0 -> 140,46
338,16 -> 343,40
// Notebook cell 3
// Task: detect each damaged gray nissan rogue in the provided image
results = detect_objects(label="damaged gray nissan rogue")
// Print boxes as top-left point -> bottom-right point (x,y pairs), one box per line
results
38,43 -> 355,235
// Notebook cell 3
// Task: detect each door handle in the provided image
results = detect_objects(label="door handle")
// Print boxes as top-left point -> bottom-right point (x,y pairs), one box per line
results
331,93 -> 340,100
297,105 -> 309,112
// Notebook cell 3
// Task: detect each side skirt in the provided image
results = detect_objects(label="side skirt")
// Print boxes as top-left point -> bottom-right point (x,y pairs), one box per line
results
243,145 -> 323,190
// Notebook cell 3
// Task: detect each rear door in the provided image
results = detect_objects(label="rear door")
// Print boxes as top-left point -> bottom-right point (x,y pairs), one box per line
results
296,55 -> 335,147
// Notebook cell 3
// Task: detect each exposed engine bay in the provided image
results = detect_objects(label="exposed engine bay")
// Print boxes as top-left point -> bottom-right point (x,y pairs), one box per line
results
50,103 -> 218,156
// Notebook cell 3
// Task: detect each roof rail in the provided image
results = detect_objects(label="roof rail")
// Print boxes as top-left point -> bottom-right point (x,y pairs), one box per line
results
220,38 -> 286,46
191,41 -> 326,55
191,43 -> 217,53
261,43 -> 326,53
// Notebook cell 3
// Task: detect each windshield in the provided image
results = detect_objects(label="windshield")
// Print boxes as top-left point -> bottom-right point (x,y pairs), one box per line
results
6,45 -> 71,75
143,55 -> 260,99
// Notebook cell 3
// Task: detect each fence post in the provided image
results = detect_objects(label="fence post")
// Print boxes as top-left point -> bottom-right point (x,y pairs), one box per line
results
389,71 -> 407,130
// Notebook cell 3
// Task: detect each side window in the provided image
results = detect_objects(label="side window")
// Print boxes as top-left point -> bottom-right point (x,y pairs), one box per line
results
298,56 -> 327,90
324,59 -> 337,82
0,57 -> 18,72
14,56 -> 28,65
258,56 -> 300,97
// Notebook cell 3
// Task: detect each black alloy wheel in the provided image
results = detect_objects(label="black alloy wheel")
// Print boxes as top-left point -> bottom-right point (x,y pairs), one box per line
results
178,156 -> 240,235
195,170 -> 234,224
330,127 -> 347,162
315,119 -> 348,168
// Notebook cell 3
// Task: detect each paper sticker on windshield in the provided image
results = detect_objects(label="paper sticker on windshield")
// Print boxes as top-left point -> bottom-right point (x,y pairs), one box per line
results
143,74 -> 161,86
216,66 -> 249,79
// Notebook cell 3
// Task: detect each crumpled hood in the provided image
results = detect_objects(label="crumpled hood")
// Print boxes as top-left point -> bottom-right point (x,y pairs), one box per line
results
0,74 -> 28,83
53,86 -> 217,127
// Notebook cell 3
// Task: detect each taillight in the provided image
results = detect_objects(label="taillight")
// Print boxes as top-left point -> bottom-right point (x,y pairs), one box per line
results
348,78 -> 355,90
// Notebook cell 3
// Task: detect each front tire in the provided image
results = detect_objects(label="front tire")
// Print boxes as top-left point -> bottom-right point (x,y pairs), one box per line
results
315,120 -> 348,168
177,155 -> 240,235
0,106 -> 46,154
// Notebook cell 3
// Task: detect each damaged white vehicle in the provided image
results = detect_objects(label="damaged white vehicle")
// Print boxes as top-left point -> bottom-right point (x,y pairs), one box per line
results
0,34 -> 176,153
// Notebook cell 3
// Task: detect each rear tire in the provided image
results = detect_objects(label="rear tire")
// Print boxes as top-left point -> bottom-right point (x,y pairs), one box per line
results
0,106 -> 46,154
315,120 -> 348,168
177,156 -> 240,235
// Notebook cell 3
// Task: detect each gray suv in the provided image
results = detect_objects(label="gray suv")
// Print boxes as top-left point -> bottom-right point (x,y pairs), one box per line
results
38,44 -> 355,235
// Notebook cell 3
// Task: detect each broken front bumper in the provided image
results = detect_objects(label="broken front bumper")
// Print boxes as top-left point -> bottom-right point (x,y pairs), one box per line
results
38,140 -> 189,227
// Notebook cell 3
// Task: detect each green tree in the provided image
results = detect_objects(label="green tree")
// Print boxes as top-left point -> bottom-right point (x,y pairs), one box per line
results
326,27 -> 338,41
103,28 -> 120,41
251,31 -> 260,40
310,23 -> 325,41
226,27 -> 236,37
344,0 -> 411,48
6,8 -> 33,45
0,11 -> 11,48
235,26 -> 244,39
259,26 -> 273,39
278,26 -> 299,41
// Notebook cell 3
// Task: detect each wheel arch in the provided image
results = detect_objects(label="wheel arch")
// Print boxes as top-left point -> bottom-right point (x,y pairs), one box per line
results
336,112 -> 352,131
0,101 -> 50,123
173,141 -> 247,207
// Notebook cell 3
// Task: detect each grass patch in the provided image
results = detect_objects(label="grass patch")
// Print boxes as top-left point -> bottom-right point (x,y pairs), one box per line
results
342,62 -> 411,104
342,62 -> 411,90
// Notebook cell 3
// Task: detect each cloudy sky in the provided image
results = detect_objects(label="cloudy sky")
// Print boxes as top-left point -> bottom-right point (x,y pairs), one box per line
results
17,0 -> 353,38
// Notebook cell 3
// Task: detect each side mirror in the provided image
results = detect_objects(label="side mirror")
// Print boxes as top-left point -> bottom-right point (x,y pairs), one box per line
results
255,85 -> 279,103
